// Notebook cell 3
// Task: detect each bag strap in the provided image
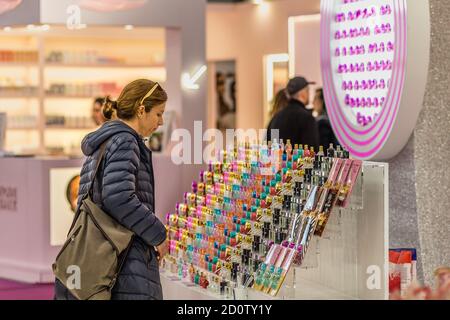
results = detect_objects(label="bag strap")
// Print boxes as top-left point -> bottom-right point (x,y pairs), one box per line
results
67,141 -> 109,235
110,235 -> 135,289
87,141 -> 109,198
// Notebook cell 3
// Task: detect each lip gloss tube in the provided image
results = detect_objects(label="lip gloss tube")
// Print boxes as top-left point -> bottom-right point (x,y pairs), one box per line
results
264,244 -> 282,265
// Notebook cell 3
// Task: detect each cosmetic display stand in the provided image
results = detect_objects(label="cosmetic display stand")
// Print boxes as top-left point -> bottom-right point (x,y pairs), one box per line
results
274,161 -> 388,300
161,161 -> 389,300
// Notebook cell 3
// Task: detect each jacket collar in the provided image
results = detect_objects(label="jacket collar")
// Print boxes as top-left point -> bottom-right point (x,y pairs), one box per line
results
288,99 -> 307,110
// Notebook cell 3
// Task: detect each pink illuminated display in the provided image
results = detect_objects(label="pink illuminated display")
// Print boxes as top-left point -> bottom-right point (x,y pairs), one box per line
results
0,0 -> 21,15
321,0 -> 407,159
78,0 -> 147,12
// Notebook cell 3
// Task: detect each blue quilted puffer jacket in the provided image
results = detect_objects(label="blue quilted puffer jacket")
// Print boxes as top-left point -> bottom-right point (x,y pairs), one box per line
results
54,120 -> 167,300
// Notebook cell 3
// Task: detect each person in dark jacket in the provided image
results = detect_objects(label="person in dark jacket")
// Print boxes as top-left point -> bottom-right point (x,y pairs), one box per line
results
267,76 -> 319,150
313,88 -> 339,149
55,79 -> 168,300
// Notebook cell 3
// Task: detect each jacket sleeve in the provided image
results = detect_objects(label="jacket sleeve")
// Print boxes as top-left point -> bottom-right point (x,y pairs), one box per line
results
300,115 -> 320,150
318,119 -> 336,149
101,135 -> 167,247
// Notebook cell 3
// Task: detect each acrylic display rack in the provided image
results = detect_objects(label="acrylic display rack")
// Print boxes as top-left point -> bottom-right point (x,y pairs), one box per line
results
161,158 -> 389,300
252,162 -> 388,300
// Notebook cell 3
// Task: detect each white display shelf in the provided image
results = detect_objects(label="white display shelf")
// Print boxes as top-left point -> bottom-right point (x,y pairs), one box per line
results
292,162 -> 389,300
7,123 -> 95,132
161,271 -> 224,300
7,127 -> 38,130
44,62 -> 165,69
268,277 -> 357,300
45,126 -> 95,130
0,62 -> 38,67
160,271 -> 356,300
0,94 -> 39,99
44,95 -> 106,99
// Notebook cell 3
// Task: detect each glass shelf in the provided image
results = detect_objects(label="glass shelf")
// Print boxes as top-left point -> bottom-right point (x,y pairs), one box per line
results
0,62 -> 38,67
44,62 -> 165,69
345,169 -> 364,210
7,127 -> 38,130
45,95 -> 101,99
45,126 -> 96,130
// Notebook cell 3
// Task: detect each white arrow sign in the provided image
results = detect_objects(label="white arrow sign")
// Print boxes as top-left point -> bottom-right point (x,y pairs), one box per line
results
182,65 -> 207,90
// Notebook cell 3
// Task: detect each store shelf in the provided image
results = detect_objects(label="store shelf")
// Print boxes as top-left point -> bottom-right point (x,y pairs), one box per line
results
0,94 -> 39,99
45,126 -> 96,130
0,26 -> 167,154
44,62 -> 165,69
45,95 -> 102,99
160,271 -> 357,300
6,127 -> 39,131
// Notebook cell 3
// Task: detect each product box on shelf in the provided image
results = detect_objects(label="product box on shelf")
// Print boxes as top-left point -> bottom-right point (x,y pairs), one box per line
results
389,248 -> 418,298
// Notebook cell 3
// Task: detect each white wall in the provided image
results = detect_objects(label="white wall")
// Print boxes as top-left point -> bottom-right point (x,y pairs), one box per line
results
289,15 -> 322,85
207,0 -> 321,129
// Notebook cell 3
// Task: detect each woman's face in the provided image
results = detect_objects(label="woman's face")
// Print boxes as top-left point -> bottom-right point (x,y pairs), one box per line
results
138,103 -> 165,137
92,102 -> 106,126
313,92 -> 323,115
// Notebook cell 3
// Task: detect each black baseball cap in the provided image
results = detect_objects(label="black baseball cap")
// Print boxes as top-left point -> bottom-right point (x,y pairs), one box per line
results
286,76 -> 316,95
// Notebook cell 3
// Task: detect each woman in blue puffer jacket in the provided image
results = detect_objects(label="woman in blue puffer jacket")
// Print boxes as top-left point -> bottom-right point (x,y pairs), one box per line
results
55,79 -> 169,300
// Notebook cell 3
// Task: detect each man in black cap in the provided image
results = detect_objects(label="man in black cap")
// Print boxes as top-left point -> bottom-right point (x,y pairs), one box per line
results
267,76 -> 319,150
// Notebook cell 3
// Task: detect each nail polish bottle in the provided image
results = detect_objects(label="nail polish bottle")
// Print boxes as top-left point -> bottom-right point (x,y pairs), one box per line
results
327,143 -> 335,158
182,263 -> 188,279
274,228 -> 280,244
279,139 -> 285,153
336,145 -> 344,158
253,235 -> 261,254
199,272 -> 206,289
194,271 -> 200,285
220,280 -> 227,295
343,149 -> 350,159
254,263 -> 266,290
318,145 -> 325,157
273,208 -> 281,226
303,145 -> 310,158
189,264 -> 195,282
262,222 -> 270,239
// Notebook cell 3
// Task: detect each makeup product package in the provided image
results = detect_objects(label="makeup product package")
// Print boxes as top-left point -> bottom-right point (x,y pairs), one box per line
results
339,160 -> 362,208
389,248 -> 417,298
314,159 -> 348,236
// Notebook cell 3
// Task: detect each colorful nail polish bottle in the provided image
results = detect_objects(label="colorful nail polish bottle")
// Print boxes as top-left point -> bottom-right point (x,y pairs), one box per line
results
194,271 -> 200,285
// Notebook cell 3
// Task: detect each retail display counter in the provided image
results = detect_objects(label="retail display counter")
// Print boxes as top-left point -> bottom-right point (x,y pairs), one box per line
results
160,153 -> 389,300
0,153 -> 181,283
